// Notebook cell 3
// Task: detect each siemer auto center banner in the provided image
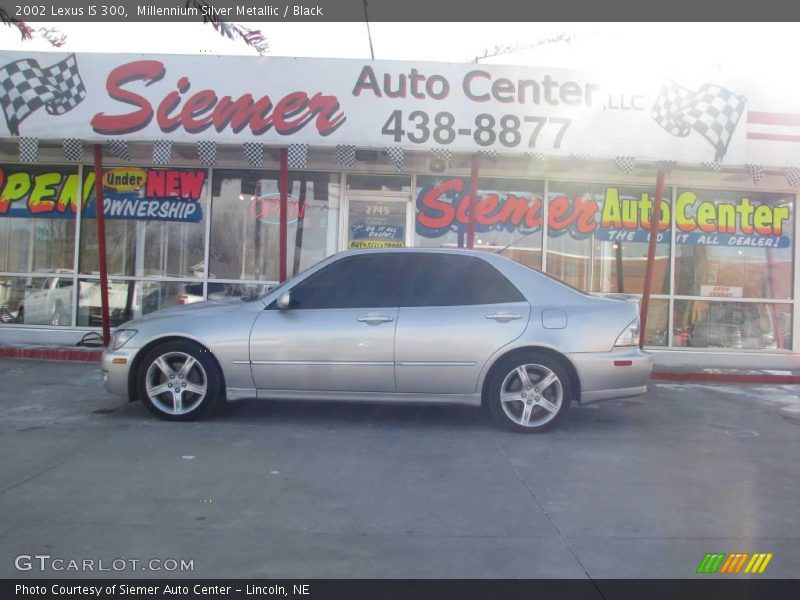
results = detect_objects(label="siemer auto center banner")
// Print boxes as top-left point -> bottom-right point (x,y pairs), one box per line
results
0,50 -> 770,164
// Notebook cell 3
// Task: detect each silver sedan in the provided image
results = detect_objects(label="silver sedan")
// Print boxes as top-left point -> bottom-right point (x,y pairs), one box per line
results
102,248 -> 652,432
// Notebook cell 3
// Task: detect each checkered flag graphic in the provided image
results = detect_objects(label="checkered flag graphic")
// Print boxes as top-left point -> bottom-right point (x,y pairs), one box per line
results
197,141 -> 217,165
19,137 -> 38,162
242,142 -> 264,167
287,143 -> 309,169
107,139 -> 130,161
525,151 -> 545,161
657,160 -> 677,173
651,79 -> 746,161
784,167 -> 800,188
385,147 -> 404,172
431,148 -> 451,162
745,164 -> 764,185
0,54 -> 86,135
335,144 -> 356,167
63,138 -> 83,161
477,150 -> 498,160
614,156 -> 636,174
701,161 -> 723,172
153,140 -> 172,165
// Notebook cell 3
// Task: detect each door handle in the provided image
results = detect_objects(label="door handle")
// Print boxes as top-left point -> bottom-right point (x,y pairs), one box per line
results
485,311 -> 522,322
357,313 -> 394,325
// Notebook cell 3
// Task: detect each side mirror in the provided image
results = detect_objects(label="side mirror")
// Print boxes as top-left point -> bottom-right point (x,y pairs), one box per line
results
276,291 -> 292,310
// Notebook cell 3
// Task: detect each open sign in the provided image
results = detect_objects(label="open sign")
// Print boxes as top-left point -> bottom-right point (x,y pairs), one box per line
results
249,194 -> 306,224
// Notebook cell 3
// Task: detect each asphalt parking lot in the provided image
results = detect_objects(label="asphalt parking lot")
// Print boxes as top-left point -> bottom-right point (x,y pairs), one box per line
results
0,358 -> 798,579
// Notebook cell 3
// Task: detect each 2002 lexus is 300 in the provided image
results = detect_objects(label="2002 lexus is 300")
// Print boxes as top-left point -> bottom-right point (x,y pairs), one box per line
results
103,248 -> 652,432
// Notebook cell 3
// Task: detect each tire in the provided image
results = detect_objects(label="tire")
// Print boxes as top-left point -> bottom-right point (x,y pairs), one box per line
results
486,352 -> 573,433
137,340 -> 223,421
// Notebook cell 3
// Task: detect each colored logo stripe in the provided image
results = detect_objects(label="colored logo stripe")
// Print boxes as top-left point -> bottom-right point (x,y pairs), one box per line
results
719,553 -> 749,573
697,553 -> 726,574
744,553 -> 774,574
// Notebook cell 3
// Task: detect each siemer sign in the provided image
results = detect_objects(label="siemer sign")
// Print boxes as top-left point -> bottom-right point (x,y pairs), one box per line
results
0,51 -> 753,163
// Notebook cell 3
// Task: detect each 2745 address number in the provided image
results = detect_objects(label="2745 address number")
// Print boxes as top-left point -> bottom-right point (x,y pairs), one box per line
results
380,110 -> 572,148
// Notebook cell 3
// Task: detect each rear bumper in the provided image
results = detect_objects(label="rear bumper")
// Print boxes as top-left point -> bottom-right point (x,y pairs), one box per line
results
101,347 -> 138,398
567,347 -> 653,404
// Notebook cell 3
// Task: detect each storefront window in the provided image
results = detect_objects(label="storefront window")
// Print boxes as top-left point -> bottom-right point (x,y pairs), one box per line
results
546,182 -> 671,293
79,167 -> 208,278
0,275 -> 73,327
0,165 -> 79,274
209,170 -> 339,281
76,279 -> 209,327
643,298 -> 669,347
674,189 -> 794,299
415,176 -> 544,269
673,300 -> 792,350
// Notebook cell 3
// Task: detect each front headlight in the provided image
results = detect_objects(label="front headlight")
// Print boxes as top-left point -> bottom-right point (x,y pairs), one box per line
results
614,318 -> 640,347
111,328 -> 138,350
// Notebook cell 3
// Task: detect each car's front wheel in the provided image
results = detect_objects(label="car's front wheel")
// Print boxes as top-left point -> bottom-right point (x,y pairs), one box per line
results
487,352 -> 573,432
137,340 -> 223,421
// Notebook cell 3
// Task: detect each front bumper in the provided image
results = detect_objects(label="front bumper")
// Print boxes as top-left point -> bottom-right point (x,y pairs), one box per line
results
101,347 -> 139,398
568,347 -> 653,404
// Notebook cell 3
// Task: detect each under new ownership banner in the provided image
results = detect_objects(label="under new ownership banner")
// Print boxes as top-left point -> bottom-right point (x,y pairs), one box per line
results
0,51 -> 753,163
0,165 -> 205,222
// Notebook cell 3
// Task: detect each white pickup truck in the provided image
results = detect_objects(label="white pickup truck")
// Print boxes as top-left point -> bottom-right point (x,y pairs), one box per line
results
20,273 -> 133,327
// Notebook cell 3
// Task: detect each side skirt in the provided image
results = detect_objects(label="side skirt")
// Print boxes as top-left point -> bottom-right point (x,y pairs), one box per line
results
226,388 -> 482,406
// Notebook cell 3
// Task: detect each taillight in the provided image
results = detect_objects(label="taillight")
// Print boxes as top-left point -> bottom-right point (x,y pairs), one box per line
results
614,318 -> 640,347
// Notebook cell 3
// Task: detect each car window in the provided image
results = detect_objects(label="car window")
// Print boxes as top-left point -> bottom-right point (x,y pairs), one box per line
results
289,254 -> 406,309
401,254 -> 525,307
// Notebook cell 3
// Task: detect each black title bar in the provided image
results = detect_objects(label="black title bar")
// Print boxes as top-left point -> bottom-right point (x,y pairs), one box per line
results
5,580 -> 800,600
3,0 -> 800,22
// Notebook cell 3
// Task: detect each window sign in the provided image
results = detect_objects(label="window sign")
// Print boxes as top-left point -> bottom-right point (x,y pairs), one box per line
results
83,168 -> 206,223
416,177 -> 792,248
348,200 -> 405,249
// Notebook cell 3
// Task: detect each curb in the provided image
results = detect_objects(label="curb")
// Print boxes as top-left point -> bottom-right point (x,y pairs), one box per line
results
651,371 -> 800,385
0,347 -> 103,362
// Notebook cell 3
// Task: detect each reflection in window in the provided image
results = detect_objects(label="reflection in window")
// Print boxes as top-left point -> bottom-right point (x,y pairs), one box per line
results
643,298 -> 668,347
674,300 -> 792,350
674,189 -> 794,300
80,168 -> 207,278
546,182 -> 670,294
0,165 -> 78,274
0,275 -> 73,327
210,170 -> 339,281
415,176 -> 544,270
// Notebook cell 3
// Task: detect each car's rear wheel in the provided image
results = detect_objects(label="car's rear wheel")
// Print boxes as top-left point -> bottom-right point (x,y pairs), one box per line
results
487,352 -> 572,432
137,341 -> 223,421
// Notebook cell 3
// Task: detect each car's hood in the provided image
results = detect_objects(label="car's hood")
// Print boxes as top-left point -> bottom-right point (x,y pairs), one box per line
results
120,298 -> 249,328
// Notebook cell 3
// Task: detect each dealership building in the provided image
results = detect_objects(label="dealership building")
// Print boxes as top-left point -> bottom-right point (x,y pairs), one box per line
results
0,50 -> 798,370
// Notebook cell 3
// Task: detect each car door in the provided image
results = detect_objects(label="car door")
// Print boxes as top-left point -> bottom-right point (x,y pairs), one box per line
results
395,253 -> 531,394
249,253 -> 407,392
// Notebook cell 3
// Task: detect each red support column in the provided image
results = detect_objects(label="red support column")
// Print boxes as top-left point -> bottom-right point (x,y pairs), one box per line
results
467,154 -> 480,249
639,169 -> 666,349
279,148 -> 289,283
93,144 -> 111,347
